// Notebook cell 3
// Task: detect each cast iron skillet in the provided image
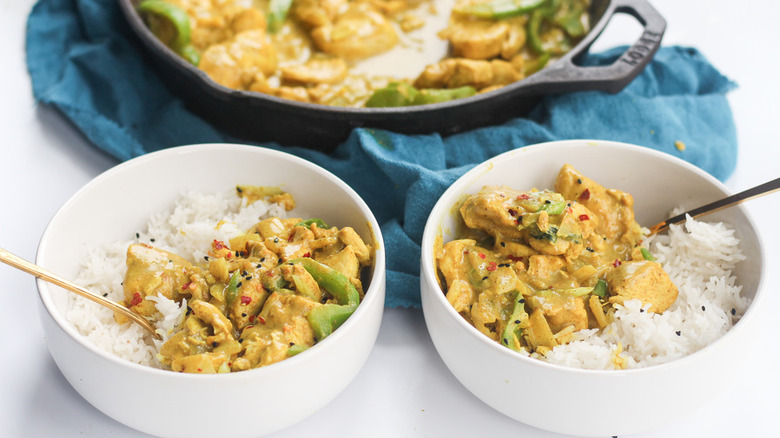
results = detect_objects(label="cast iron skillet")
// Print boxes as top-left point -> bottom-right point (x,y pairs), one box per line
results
119,0 -> 665,150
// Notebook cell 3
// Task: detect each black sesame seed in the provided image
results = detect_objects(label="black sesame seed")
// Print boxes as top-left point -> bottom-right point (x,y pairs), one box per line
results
260,257 -> 266,262
544,200 -> 551,204
675,331 -> 681,336
135,233 -> 140,238
289,342 -> 295,347
256,263 -> 263,268
274,238 -> 279,243
640,308 -> 645,313
102,293 -> 108,297
211,342 -> 218,348
701,305 -> 706,311
500,242 -> 506,247
731,308 -> 737,315
204,255 -> 209,261
245,276 -> 252,281
482,276 -> 488,281
514,320 -> 521,324
502,338 -> 508,345
236,187 -> 243,193
242,270 -> 248,277
586,247 -> 595,252
518,298 -> 525,303
577,178 -> 583,184
241,313 -> 247,317
239,338 -> 244,343
150,238 -> 155,242
236,282 -> 243,288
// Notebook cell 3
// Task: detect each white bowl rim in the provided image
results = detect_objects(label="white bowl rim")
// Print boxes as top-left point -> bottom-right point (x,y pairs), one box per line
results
36,143 -> 387,379
420,138 -> 767,376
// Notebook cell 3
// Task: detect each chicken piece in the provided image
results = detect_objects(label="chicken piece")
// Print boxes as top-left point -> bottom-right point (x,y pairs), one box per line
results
310,3 -> 399,60
123,243 -> 203,317
459,185 -> 530,240
439,13 -> 526,60
198,29 -> 278,90
527,290 -> 588,333
555,164 -> 643,255
170,0 -> 264,50
231,292 -> 319,370
338,226 -> 372,265
414,58 -> 522,91
523,255 -> 567,290
292,0 -> 348,28
316,245 -> 360,279
226,275 -> 269,332
280,58 -> 349,85
606,260 -> 679,312
159,300 -> 242,373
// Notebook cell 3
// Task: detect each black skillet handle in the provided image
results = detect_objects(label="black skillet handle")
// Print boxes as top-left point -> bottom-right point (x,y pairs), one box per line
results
521,0 -> 666,94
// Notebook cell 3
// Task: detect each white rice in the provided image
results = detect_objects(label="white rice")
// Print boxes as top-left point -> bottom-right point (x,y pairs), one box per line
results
542,214 -> 748,369
67,190 -> 289,368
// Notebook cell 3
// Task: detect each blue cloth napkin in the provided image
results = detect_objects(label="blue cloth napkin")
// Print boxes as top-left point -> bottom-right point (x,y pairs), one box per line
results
26,0 -> 738,308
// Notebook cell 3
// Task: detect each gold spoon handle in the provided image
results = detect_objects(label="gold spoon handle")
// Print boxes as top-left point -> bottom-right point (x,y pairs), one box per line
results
648,176 -> 780,236
0,246 -> 161,340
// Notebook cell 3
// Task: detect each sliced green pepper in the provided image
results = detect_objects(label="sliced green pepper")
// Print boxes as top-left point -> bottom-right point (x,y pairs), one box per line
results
553,0 -> 587,37
365,82 -> 419,108
640,248 -> 656,261
224,271 -> 241,306
286,344 -> 309,357
294,218 -> 330,229
138,0 -> 200,65
412,86 -> 477,105
592,279 -> 608,298
501,292 -> 529,352
267,0 -> 294,33
289,258 -> 361,341
454,0 -> 547,19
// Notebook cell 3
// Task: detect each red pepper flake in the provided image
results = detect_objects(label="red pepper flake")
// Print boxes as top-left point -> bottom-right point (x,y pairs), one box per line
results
249,314 -> 256,323
130,292 -> 143,306
197,368 -> 202,372
257,316 -> 266,325
181,281 -> 192,291
517,194 -> 531,200
578,214 -> 590,221
478,253 -> 486,259
486,262 -> 497,271
288,234 -> 294,242
508,208 -> 518,217
507,255 -> 524,262
213,240 -> 227,250
579,189 -> 590,201
302,252 -> 311,258
612,259 -> 622,267
463,250 -> 469,254
240,296 -> 252,305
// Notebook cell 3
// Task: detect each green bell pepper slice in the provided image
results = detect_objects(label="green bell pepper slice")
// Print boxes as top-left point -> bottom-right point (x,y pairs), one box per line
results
138,0 -> 200,66
454,0 -> 547,19
289,258 -> 361,341
267,0 -> 294,33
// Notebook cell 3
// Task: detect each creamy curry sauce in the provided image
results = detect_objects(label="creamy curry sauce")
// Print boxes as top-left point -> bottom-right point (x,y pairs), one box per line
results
120,187 -> 374,373
140,0 -> 591,107
435,165 -> 678,356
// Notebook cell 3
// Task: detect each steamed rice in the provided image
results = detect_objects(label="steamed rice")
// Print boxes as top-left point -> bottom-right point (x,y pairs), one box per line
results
542,214 -> 748,369
68,189 -> 290,368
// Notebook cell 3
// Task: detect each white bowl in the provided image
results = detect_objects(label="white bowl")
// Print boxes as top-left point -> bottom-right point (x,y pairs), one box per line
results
419,139 -> 765,436
36,144 -> 386,438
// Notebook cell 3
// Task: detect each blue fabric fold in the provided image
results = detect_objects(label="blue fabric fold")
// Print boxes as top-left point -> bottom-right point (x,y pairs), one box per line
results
26,0 -> 738,308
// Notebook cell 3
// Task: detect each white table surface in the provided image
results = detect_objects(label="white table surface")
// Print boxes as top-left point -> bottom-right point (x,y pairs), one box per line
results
2,1 -> 778,437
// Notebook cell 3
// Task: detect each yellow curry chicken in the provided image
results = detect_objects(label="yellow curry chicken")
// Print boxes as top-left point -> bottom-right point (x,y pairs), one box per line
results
121,186 -> 374,373
435,165 -> 678,355
137,0 -> 590,107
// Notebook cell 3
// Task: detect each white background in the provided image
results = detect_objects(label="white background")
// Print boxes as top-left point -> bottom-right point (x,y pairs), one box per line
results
1,1 -> 778,437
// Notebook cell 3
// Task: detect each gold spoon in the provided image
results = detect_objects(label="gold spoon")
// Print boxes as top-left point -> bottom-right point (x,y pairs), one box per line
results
0,247 -> 162,340
648,176 -> 780,236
